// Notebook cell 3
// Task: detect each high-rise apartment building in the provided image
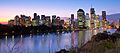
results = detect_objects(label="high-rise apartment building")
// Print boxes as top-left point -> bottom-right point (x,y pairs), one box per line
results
90,8 -> 96,29
52,15 -> 56,26
14,15 -> 20,25
77,9 -> 85,28
85,13 -> 90,28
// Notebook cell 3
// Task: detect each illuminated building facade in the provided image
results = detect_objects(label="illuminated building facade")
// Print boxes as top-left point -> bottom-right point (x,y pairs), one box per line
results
8,19 -> 14,26
102,11 -> 107,28
24,16 -> 31,27
45,16 -> 51,27
60,20 -> 64,27
90,8 -> 96,29
56,16 -> 60,26
74,19 -> 78,29
33,13 -> 40,26
19,18 -> 25,26
19,15 -> 25,26
52,15 -> 56,26
85,13 -> 90,28
32,19 -> 37,26
71,14 -> 74,28
41,15 -> 46,25
14,15 -> 20,25
77,9 -> 85,28
94,15 -> 100,28
39,19 -> 43,25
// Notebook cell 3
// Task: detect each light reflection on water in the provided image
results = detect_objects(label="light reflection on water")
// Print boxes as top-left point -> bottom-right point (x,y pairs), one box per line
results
0,29 -> 99,53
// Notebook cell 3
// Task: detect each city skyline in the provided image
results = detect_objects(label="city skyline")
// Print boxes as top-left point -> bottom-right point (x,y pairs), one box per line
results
0,0 -> 120,24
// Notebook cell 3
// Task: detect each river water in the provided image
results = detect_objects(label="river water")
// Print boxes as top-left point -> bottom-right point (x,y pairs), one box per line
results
0,29 -> 100,53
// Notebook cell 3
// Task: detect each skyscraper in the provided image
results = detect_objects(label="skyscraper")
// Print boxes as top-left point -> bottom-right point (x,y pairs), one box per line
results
37,15 -> 40,25
71,14 -> 74,28
90,8 -> 95,19
77,9 -> 85,28
85,13 -> 90,28
90,8 -> 96,29
32,19 -> 37,26
33,13 -> 40,26
41,15 -> 46,25
95,15 -> 100,28
60,20 -> 64,27
14,15 -> 20,25
71,14 -> 74,20
102,11 -> 107,28
56,16 -> 60,26
34,13 -> 37,19
102,11 -> 106,20
52,15 -> 56,26
24,16 -> 31,27
45,16 -> 51,27
19,15 -> 25,26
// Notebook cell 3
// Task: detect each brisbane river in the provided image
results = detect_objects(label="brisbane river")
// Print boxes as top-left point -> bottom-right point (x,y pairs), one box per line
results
0,29 -> 101,53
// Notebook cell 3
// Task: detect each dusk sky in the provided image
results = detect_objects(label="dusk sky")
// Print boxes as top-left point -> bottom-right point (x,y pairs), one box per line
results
0,0 -> 120,24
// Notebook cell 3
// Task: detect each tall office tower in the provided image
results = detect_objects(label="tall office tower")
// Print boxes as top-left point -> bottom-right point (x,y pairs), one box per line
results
71,14 -> 74,28
85,13 -> 90,28
41,15 -> 46,24
68,18 -> 71,27
45,16 -> 51,27
25,16 -> 31,27
56,16 -> 60,26
102,11 -> 107,28
33,13 -> 40,26
19,18 -> 24,26
39,15 -> 43,25
19,15 -> 24,26
36,15 -> 40,25
77,9 -> 85,28
14,15 -> 20,25
95,15 -> 100,28
60,20 -> 64,27
52,15 -> 56,26
90,8 -> 95,29
34,13 -> 37,18
32,19 -> 37,26
102,11 -> 106,20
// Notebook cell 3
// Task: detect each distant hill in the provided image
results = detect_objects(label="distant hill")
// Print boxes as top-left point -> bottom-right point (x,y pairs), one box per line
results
99,13 -> 120,23
106,13 -> 120,20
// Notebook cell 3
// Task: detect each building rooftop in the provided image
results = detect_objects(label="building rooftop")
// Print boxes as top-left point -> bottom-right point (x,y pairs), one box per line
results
77,9 -> 84,12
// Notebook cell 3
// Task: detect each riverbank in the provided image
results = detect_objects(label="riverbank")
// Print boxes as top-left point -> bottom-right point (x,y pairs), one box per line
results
0,24 -> 88,38
69,30 -> 120,53
0,24 -> 64,37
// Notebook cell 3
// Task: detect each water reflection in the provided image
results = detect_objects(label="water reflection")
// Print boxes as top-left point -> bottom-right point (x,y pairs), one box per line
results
78,30 -> 85,48
71,31 -> 78,48
0,30 -> 100,53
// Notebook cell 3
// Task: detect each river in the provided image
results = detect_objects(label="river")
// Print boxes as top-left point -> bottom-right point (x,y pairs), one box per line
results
0,29 -> 100,53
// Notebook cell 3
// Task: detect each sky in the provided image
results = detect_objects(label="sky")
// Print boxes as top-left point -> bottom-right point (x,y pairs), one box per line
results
0,0 -> 120,24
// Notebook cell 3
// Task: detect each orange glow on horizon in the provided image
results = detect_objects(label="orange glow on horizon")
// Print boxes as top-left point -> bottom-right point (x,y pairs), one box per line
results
0,21 -> 7,24
0,18 -> 10,24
